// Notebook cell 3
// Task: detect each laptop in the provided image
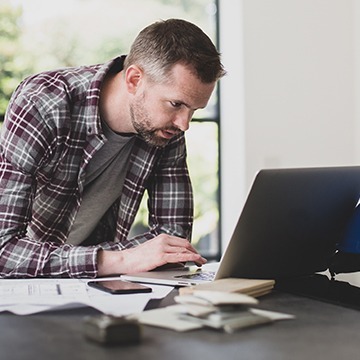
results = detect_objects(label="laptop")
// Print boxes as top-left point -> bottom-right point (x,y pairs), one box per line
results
122,166 -> 360,286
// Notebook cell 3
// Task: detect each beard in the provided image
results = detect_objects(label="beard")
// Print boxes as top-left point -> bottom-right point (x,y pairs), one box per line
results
129,93 -> 178,148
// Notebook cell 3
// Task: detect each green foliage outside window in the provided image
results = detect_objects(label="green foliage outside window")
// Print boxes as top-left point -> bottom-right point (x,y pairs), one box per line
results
0,3 -> 29,115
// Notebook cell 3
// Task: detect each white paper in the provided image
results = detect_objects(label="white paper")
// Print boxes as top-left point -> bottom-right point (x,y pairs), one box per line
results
0,278 -> 173,316
0,279 -> 87,304
132,305 -> 203,332
84,280 -> 173,316
250,307 -> 295,321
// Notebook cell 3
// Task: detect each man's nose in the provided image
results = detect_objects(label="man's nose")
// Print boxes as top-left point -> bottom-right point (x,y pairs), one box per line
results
173,110 -> 192,132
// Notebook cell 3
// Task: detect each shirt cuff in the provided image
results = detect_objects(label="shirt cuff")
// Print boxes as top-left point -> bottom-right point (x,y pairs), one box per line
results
67,245 -> 99,278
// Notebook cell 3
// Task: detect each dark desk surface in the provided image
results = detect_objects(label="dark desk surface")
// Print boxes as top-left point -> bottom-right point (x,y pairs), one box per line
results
1,286 -> 360,360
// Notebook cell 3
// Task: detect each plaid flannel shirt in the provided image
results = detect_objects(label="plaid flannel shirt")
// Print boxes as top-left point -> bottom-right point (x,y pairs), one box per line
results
0,57 -> 193,278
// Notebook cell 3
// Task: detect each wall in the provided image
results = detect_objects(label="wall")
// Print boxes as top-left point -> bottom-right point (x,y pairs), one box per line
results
220,0 -> 359,249
219,0 -> 246,248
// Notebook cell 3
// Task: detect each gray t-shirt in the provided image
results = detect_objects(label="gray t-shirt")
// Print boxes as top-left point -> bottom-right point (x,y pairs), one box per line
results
67,121 -> 135,245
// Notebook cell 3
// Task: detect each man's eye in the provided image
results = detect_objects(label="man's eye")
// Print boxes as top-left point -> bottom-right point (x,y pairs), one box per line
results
170,102 -> 182,108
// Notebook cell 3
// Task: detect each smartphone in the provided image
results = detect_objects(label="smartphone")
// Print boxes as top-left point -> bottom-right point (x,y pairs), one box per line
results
88,280 -> 152,294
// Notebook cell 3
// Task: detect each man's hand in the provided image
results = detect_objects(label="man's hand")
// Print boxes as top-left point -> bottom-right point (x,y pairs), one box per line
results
97,234 -> 207,277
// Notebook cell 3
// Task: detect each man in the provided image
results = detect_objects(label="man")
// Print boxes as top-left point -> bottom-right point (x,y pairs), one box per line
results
0,19 -> 225,278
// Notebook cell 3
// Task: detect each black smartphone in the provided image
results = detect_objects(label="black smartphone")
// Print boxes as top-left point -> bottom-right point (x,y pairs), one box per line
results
88,280 -> 152,294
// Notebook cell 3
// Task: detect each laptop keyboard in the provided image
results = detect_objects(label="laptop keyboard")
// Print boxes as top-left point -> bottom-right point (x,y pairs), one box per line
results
175,271 -> 215,281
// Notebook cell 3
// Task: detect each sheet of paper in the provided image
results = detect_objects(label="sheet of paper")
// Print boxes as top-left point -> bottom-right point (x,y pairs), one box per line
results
84,280 -> 173,316
250,308 -> 295,321
132,305 -> 203,332
0,278 -> 173,316
3,302 -> 87,316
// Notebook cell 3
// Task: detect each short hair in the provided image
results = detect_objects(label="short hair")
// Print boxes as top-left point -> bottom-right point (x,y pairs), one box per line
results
123,18 -> 226,84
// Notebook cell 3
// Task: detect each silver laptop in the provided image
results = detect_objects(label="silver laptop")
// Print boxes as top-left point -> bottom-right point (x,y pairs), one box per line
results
122,166 -> 360,286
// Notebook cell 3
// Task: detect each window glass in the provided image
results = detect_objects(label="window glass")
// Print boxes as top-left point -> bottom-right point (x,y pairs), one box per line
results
186,122 -> 220,257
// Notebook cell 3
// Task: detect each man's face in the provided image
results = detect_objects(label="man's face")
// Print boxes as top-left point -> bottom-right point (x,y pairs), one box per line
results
129,63 -> 216,147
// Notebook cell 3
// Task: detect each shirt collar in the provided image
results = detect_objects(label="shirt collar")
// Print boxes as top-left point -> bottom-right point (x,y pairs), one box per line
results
84,56 -> 126,137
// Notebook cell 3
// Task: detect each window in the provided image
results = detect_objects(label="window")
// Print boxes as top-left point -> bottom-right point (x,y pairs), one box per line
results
0,0 -> 221,259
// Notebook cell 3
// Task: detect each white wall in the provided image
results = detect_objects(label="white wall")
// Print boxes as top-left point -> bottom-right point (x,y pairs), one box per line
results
219,0 -> 360,249
219,0 -> 246,249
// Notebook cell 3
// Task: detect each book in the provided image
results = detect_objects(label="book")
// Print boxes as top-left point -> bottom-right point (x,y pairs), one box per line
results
178,278 -> 275,297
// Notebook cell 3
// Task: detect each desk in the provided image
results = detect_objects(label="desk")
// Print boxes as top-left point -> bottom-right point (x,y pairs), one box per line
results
1,288 -> 359,360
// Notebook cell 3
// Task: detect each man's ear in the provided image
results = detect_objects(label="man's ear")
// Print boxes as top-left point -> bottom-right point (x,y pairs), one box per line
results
125,65 -> 143,94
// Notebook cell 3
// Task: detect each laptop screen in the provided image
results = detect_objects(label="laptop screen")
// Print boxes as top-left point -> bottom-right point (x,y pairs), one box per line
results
216,166 -> 360,280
